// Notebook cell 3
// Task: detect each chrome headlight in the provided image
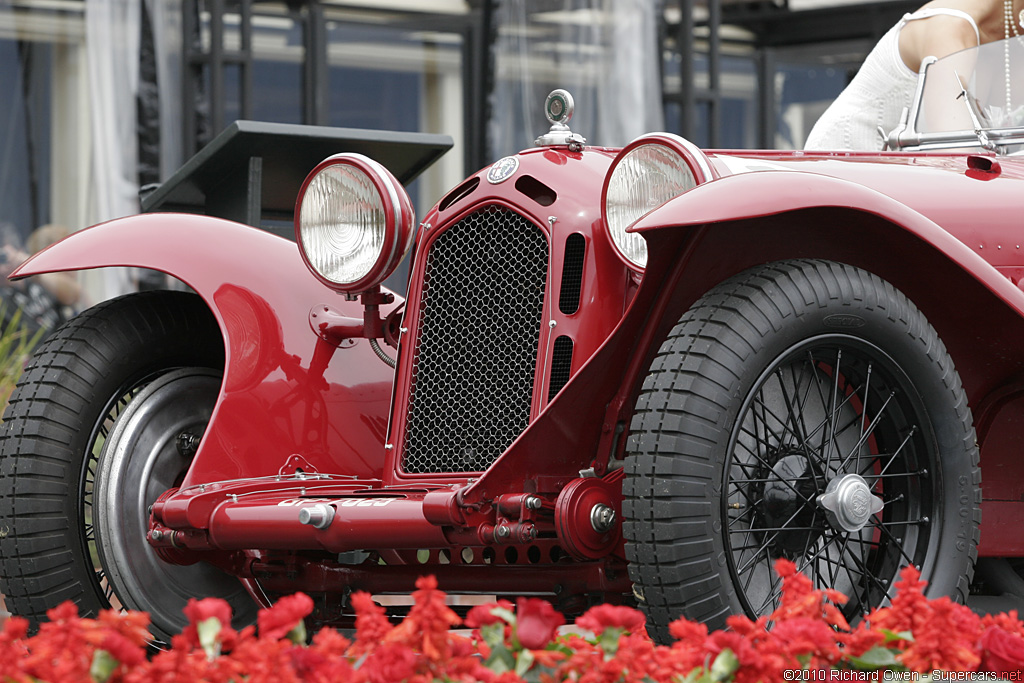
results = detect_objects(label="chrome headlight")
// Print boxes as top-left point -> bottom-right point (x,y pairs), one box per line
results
295,153 -> 415,293
602,133 -> 713,269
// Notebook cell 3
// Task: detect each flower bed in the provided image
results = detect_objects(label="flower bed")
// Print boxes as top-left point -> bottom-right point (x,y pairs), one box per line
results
2,560 -> 1022,681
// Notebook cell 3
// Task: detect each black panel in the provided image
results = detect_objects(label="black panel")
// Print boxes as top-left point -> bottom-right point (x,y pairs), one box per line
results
548,336 -> 574,402
558,233 -> 585,315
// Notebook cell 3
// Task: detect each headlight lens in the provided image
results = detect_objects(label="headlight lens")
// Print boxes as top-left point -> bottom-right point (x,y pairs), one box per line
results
603,134 -> 710,269
296,153 -> 414,293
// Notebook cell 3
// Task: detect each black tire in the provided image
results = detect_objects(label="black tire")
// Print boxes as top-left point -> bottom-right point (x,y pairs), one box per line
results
0,290 -> 256,639
623,259 -> 980,642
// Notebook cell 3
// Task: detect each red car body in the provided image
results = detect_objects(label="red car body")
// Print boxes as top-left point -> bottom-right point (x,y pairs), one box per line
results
4,47 -> 1023,639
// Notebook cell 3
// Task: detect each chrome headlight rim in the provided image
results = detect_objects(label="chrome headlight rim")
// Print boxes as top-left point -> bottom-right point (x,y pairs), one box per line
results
295,153 -> 415,294
601,132 -> 714,270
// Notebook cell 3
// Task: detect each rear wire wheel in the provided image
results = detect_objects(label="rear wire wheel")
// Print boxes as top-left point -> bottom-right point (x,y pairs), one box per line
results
0,290 -> 256,641
623,260 -> 980,641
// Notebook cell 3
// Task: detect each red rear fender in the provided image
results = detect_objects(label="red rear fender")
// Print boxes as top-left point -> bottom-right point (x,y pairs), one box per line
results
14,213 -> 400,485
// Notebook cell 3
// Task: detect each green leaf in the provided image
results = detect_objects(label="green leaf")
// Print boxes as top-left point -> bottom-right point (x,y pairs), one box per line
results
515,648 -> 536,676
197,616 -> 224,659
880,628 -> 914,643
677,665 -> 714,683
286,620 -> 307,645
481,622 -> 506,649
709,648 -> 739,682
89,649 -> 118,683
599,627 -> 626,657
485,644 -> 516,674
491,607 -> 518,626
844,646 -> 900,670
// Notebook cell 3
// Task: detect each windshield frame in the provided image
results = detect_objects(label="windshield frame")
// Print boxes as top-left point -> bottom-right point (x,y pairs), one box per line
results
885,37 -> 1024,153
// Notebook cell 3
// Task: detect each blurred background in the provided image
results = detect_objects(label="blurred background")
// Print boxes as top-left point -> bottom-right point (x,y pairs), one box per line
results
0,0 -> 918,309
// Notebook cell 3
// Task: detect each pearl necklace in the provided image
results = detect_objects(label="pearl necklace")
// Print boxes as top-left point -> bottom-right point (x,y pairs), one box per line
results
1005,0 -> 1022,115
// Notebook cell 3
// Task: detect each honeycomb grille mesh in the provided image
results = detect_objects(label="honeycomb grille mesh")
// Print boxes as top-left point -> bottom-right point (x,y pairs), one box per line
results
401,207 -> 549,473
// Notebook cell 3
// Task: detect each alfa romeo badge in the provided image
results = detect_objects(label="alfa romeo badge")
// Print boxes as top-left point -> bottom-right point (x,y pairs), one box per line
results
486,156 -> 519,184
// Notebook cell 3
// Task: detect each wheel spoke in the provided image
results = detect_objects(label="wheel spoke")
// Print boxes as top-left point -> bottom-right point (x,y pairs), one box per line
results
755,564 -> 784,614
788,362 -> 825,490
868,514 -> 917,565
856,363 -> 874,473
825,349 -> 843,463
837,390 -> 895,474
836,540 -> 893,598
833,532 -> 865,605
732,436 -> 817,505
874,428 -> 918,480
727,503 -> 759,526
768,367 -> 807,448
734,503 -> 814,575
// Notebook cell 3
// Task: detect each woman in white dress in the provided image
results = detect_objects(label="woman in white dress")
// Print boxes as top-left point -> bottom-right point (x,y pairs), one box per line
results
804,0 -> 1021,150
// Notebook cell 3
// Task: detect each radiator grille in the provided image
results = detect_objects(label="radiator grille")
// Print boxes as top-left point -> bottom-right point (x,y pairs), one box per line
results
402,206 -> 549,473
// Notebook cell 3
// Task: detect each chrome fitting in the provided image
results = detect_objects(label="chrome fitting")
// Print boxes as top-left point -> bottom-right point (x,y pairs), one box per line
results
298,503 -> 336,530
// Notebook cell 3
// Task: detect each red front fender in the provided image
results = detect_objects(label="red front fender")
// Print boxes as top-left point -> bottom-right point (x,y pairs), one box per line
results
14,213 -> 399,485
631,169 -> 1024,318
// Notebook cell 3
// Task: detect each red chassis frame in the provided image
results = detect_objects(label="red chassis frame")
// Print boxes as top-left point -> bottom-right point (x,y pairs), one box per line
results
14,145 -> 1024,612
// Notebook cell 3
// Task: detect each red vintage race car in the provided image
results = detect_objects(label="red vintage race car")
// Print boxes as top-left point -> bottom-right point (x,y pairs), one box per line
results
2,37 -> 1022,644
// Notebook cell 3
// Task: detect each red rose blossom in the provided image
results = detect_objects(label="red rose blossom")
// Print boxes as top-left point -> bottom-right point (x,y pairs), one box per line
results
981,625 -> 1024,675
515,597 -> 564,650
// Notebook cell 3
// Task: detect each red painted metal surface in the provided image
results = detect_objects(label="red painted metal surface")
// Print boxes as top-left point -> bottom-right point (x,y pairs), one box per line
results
15,136 -> 1024,619
14,214 -> 399,485
205,495 -> 448,552
384,147 -> 628,486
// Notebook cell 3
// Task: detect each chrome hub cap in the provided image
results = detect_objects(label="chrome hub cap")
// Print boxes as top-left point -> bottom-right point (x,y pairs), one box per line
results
817,473 -> 884,533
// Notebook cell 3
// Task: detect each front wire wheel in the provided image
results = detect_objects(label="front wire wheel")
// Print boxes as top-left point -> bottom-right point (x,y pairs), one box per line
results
624,260 -> 981,641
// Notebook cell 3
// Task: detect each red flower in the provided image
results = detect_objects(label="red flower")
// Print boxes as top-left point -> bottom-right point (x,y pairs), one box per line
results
981,626 -> 1024,675
258,593 -> 314,641
97,609 -> 152,648
898,597 -> 981,673
350,591 -> 392,655
0,616 -> 30,683
386,575 -> 462,664
515,598 -> 564,650
842,625 -> 886,657
575,604 -> 648,636
99,631 -> 146,667
867,564 -> 930,638
183,596 -> 233,630
982,611 -> 1024,639
770,616 -> 841,663
308,626 -> 350,658
668,617 -> 708,644
771,559 -> 848,631
465,599 -> 515,628
364,641 -> 417,683
181,596 -> 236,651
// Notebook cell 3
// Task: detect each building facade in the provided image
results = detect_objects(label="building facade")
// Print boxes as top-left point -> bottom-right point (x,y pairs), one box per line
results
0,0 -> 911,304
